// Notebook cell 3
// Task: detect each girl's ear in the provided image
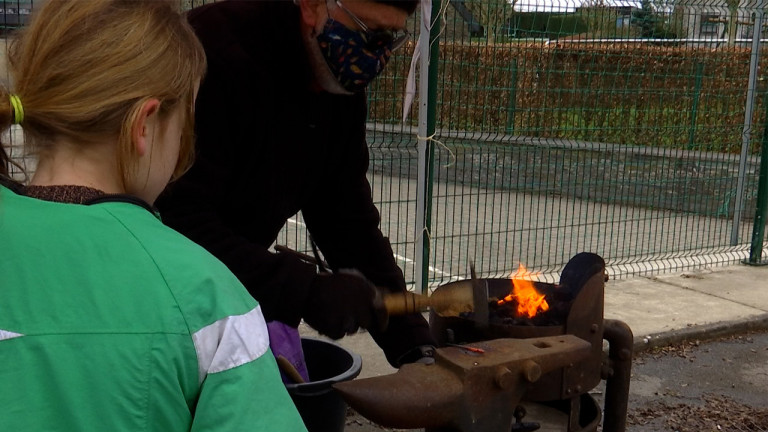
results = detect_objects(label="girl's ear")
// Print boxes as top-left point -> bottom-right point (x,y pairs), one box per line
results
131,99 -> 161,156
297,0 -> 323,29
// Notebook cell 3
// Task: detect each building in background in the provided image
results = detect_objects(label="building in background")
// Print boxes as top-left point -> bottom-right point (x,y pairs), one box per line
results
0,0 -> 31,35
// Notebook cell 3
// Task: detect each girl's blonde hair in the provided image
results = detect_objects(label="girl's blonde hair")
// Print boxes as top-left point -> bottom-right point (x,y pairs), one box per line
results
0,0 -> 206,186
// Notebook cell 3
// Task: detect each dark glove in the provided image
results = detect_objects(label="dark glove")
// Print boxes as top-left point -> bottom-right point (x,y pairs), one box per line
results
395,344 -> 436,367
303,269 -> 389,340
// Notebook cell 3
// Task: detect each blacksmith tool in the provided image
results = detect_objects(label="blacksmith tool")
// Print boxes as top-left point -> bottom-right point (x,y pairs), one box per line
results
382,262 -> 489,327
274,245 -> 491,325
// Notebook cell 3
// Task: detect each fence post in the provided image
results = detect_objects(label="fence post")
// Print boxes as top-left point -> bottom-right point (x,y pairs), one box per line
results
732,9 -> 764,246
506,58 -> 519,134
688,62 -> 704,150
746,90 -> 768,265
415,0 -> 441,294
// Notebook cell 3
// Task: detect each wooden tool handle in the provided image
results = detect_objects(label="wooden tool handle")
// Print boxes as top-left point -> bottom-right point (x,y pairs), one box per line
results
383,283 -> 475,317
383,292 -> 432,315
276,355 -> 306,384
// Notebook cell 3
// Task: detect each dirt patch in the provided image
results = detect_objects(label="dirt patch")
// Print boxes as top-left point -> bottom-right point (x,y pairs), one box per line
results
628,394 -> 768,431
624,332 -> 768,432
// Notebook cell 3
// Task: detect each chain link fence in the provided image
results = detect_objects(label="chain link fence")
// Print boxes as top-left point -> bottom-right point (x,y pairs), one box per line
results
3,0 -> 767,291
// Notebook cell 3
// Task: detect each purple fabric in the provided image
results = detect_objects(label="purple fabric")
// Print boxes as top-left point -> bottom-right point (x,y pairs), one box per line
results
267,321 -> 309,384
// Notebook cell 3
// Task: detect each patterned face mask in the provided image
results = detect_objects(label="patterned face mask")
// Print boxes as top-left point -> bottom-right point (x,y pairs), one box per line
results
316,19 -> 393,93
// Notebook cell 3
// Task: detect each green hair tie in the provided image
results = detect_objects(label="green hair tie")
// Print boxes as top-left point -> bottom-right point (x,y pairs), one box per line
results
9,94 -> 24,125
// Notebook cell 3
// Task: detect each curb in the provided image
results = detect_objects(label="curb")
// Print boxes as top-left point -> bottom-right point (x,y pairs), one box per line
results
631,313 -> 768,353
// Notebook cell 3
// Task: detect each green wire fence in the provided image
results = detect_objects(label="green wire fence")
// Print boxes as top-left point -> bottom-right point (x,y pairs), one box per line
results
4,0 -> 767,291
364,0 -> 768,289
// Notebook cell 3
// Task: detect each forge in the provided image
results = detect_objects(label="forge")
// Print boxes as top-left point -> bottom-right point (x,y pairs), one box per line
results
334,252 -> 633,432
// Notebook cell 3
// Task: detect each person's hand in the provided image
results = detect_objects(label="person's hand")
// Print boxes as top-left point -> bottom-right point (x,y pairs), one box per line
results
303,269 -> 388,340
395,344 -> 436,367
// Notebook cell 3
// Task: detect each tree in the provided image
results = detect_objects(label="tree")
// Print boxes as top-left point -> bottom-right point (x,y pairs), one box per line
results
464,0 -> 516,42
631,0 -> 678,40
631,0 -> 661,37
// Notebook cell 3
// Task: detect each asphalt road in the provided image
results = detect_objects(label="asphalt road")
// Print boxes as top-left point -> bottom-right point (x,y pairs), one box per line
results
279,173 -> 753,292
343,330 -> 768,432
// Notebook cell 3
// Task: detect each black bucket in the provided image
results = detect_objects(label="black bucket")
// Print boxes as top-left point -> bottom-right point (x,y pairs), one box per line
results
285,337 -> 362,432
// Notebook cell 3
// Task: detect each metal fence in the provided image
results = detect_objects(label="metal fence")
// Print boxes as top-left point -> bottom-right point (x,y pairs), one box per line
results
362,0 -> 768,291
3,0 -> 768,293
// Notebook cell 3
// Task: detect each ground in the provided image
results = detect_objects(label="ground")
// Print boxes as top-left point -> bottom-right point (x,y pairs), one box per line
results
617,331 -> 768,432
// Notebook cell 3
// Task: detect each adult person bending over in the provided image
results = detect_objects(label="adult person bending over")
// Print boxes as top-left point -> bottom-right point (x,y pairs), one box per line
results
156,0 -> 438,368
0,1 -> 306,431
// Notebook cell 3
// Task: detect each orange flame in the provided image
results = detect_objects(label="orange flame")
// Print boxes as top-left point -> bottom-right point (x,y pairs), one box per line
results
497,263 -> 549,318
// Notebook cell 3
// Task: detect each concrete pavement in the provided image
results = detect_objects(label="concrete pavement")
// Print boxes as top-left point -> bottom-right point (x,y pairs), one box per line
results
301,262 -> 768,380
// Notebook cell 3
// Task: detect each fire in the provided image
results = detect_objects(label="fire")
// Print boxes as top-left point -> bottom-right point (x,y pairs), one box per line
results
497,263 -> 549,318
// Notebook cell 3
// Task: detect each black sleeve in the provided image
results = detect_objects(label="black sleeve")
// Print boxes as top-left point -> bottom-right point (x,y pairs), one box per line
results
158,1 -> 317,326
301,95 -> 436,364
301,94 -> 405,292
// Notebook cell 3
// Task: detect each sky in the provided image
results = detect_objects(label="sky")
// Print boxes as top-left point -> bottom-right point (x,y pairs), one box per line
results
511,0 -> 642,13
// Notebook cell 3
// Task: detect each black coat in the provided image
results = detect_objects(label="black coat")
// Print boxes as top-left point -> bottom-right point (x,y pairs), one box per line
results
155,0 -> 434,365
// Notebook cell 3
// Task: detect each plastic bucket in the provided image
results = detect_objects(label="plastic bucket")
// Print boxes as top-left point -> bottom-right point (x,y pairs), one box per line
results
285,337 -> 362,432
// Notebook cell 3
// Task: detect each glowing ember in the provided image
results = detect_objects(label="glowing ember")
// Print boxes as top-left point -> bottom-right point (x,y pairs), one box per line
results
497,263 -> 549,318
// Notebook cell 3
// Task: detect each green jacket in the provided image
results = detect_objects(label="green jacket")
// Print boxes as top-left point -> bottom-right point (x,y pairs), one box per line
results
0,184 -> 307,431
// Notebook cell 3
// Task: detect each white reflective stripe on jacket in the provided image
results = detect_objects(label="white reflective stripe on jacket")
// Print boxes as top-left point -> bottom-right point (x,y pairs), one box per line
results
0,329 -> 23,341
192,306 -> 270,383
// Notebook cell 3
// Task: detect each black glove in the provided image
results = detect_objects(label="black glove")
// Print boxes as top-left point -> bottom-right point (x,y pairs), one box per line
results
303,269 -> 388,340
395,344 -> 436,367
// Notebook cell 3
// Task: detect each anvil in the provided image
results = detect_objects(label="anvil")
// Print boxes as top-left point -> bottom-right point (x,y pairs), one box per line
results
334,335 -> 591,432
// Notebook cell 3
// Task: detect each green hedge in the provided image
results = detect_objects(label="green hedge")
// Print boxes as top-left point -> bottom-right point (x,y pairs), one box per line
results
370,43 -> 764,155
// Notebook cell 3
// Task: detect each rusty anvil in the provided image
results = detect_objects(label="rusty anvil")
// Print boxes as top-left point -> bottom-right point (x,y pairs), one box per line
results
333,335 -> 591,432
383,263 -> 490,327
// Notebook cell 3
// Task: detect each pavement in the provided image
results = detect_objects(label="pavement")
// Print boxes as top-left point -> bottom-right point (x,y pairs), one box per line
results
300,262 -> 768,380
